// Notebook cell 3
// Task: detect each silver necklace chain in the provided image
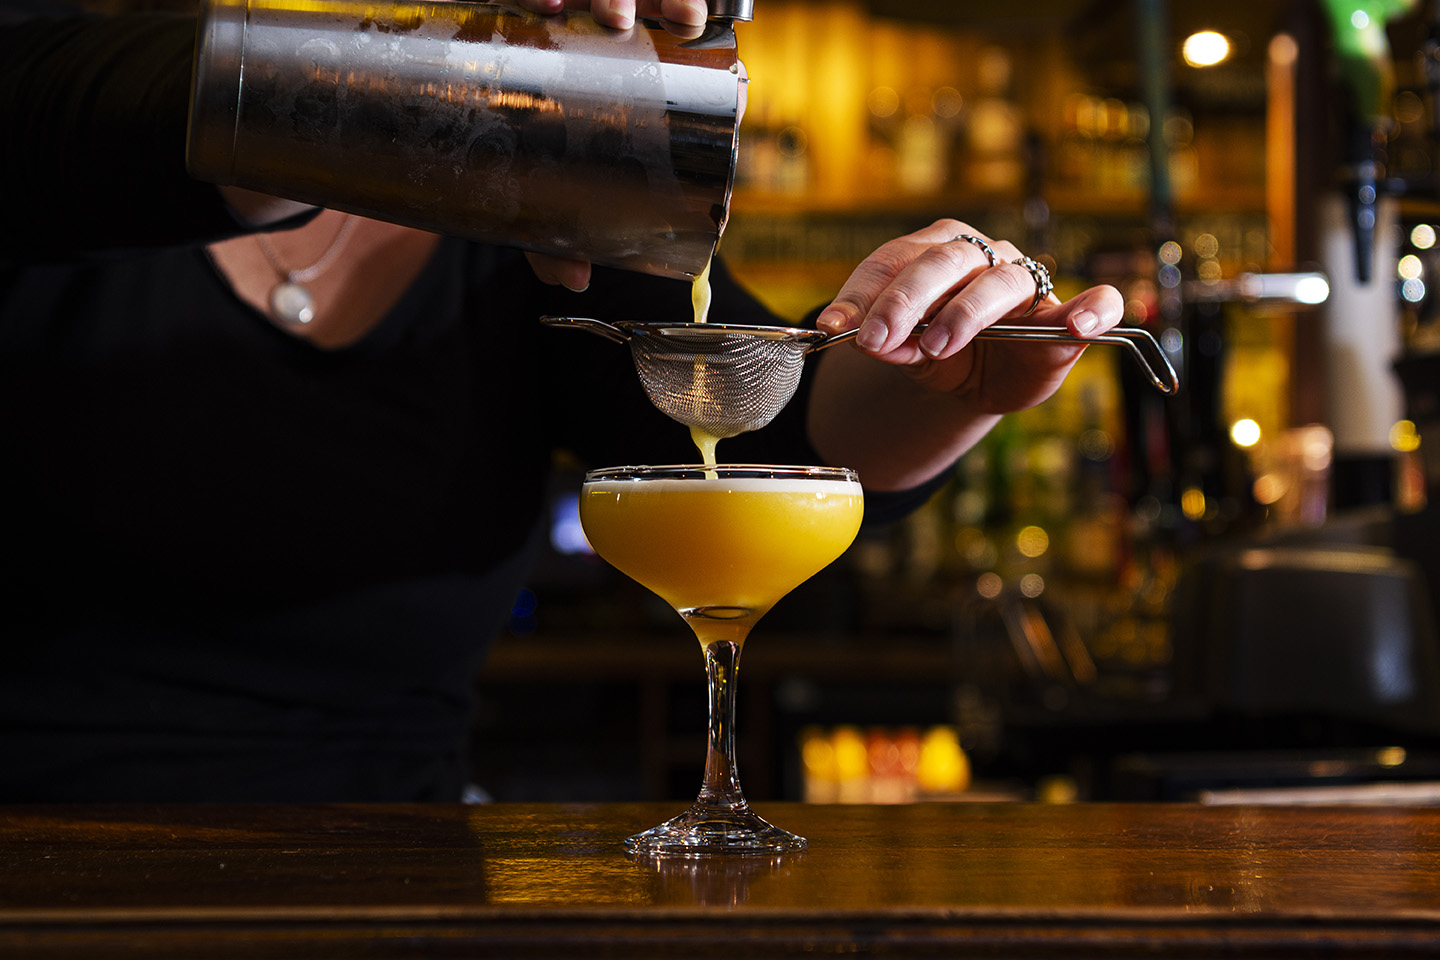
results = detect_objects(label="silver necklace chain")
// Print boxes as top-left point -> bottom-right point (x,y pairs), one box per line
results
254,213 -> 358,283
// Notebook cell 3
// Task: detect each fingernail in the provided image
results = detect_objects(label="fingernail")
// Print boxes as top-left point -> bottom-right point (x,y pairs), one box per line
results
855,317 -> 888,350
816,308 -> 847,333
1072,309 -> 1099,335
919,326 -> 950,357
562,280 -> 590,293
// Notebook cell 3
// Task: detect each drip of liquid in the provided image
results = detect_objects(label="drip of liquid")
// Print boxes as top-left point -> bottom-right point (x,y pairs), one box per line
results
691,258 -> 712,325
690,425 -> 720,466
689,259 -> 720,467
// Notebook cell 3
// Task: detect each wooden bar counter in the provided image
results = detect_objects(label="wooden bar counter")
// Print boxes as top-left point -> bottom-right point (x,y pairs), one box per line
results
1,801 -> 1437,957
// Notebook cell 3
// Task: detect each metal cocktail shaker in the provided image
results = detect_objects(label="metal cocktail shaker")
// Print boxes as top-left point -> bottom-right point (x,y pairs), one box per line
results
186,0 -> 744,279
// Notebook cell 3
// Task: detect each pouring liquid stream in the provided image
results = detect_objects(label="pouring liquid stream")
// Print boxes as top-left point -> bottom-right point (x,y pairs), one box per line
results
686,259 -> 722,468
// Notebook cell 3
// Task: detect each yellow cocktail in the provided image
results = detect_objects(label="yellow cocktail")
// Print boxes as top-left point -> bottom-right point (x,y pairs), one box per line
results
581,473 -> 863,645
580,464 -> 863,856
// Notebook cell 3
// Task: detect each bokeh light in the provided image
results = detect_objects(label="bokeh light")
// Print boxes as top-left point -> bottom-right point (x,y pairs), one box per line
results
1182,31 -> 1231,67
1230,418 -> 1262,447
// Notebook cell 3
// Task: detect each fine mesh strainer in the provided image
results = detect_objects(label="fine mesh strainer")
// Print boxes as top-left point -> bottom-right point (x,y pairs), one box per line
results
541,316 -> 1179,439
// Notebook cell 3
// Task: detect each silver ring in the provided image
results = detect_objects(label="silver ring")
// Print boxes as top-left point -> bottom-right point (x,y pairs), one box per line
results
1012,256 -> 1053,317
950,234 -> 998,267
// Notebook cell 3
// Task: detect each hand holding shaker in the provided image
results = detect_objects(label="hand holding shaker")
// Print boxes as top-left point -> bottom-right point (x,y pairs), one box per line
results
186,0 -> 746,279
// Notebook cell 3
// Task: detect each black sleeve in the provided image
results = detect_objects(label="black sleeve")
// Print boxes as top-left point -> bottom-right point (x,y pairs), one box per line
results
0,6 -> 259,260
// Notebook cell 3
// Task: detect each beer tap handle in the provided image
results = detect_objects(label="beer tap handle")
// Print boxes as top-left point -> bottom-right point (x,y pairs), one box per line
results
1319,0 -> 1411,283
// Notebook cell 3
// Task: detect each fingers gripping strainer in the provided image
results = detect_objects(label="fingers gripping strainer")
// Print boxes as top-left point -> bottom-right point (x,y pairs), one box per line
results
541,316 -> 1179,439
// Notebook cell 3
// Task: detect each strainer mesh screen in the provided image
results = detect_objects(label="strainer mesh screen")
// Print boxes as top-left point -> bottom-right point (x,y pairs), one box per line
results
628,331 -> 811,439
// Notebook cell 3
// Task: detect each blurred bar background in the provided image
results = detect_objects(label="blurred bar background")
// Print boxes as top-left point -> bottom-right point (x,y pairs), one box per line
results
471,0 -> 1440,807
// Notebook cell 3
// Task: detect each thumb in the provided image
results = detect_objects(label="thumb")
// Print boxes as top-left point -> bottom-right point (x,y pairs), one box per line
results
525,251 -> 593,293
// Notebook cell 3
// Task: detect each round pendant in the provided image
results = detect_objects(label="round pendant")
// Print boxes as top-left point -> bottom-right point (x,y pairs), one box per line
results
268,281 -> 315,327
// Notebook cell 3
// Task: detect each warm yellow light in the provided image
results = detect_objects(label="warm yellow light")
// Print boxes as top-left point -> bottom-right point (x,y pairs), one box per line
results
1412,224 -> 1437,249
1252,473 -> 1288,505
830,726 -> 870,782
1181,487 -> 1207,521
1016,525 -> 1050,558
801,728 -> 836,780
1183,31 -> 1231,67
1399,254 -> 1424,280
1391,419 -> 1421,453
1269,33 -> 1298,67
916,727 -> 970,794
1377,745 -> 1407,767
1231,418 -> 1263,447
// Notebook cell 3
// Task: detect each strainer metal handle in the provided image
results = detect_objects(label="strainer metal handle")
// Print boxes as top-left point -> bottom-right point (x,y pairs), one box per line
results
540,315 -> 632,344
816,323 -> 1180,395
542,316 -> 1180,396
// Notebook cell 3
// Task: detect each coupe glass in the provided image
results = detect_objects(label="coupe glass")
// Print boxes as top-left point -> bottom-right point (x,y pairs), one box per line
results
580,463 -> 864,856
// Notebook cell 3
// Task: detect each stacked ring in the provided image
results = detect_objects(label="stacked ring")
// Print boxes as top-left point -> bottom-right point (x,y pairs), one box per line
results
950,233 -> 998,268
1012,256 -> 1054,317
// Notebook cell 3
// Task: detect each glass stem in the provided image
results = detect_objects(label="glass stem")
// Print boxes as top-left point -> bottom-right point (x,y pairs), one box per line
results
696,638 -> 748,812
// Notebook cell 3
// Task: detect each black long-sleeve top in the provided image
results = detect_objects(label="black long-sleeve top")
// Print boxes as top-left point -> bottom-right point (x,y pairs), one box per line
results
0,4 -> 941,802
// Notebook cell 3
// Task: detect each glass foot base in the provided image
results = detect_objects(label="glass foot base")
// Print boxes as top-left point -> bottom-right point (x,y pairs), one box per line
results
625,804 -> 807,858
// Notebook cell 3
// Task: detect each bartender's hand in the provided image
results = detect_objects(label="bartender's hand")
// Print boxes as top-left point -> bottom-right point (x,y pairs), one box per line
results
518,0 -> 711,291
806,219 -> 1124,490
516,0 -> 708,34
814,218 -> 1123,416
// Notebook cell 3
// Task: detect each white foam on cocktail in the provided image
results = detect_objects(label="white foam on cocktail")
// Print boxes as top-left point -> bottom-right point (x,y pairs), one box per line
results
584,477 -> 861,496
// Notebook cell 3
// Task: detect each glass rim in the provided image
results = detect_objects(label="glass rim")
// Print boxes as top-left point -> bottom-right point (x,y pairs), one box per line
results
582,463 -> 860,483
